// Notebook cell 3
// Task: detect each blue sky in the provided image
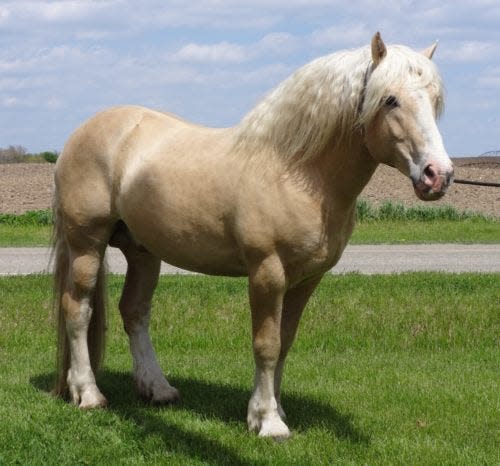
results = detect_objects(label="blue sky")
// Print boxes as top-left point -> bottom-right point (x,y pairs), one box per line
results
0,0 -> 499,156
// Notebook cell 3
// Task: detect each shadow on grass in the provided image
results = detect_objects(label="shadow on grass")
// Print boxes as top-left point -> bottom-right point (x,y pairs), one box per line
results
32,370 -> 369,465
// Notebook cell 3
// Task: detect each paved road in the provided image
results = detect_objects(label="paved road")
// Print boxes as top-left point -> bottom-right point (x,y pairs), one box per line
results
1,245 -> 499,275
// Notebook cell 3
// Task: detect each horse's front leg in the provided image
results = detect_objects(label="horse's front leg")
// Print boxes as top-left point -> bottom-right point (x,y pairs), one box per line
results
247,255 -> 290,439
274,276 -> 322,420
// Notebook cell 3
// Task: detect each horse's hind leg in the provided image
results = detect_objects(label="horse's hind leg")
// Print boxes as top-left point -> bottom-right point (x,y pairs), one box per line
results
62,244 -> 108,409
117,236 -> 180,404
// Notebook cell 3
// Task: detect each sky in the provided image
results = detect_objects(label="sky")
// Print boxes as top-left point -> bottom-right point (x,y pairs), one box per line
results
0,0 -> 499,156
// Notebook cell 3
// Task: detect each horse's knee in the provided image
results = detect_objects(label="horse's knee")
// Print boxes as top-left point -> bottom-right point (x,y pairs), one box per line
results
72,254 -> 100,291
61,253 -> 100,323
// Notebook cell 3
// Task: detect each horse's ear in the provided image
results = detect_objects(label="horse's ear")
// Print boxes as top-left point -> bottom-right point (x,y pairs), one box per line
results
371,32 -> 387,66
422,42 -> 438,60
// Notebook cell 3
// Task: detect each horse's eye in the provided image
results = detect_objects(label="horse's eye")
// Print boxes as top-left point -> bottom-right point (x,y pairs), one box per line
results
385,95 -> 399,108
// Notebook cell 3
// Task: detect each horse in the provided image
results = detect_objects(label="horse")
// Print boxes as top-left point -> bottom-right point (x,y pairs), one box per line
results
52,32 -> 454,439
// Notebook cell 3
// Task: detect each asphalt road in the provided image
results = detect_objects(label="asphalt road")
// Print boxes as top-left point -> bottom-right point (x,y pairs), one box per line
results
1,244 -> 499,275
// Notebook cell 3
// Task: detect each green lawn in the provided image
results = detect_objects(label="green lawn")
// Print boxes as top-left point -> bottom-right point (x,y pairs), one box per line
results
1,203 -> 499,246
352,218 -> 500,243
1,218 -> 499,247
0,224 -> 52,246
1,273 -> 498,465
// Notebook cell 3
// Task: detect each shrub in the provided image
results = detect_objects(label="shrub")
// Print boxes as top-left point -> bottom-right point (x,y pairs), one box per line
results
41,151 -> 58,163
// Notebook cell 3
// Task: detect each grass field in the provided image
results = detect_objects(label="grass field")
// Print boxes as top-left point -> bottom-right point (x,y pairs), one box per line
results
1,273 -> 498,465
1,202 -> 499,246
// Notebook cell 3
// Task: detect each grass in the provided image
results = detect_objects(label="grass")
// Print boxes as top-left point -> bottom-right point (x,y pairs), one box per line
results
0,210 -> 52,246
0,273 -> 498,465
1,203 -> 498,246
351,218 -> 500,243
0,209 -> 53,225
351,200 -> 500,243
3,221 -> 498,246
0,224 -> 52,246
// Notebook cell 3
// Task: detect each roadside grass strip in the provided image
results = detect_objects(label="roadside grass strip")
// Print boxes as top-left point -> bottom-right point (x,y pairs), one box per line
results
1,202 -> 499,246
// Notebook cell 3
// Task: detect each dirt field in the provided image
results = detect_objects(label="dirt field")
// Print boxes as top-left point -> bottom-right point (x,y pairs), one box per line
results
1,158 -> 499,217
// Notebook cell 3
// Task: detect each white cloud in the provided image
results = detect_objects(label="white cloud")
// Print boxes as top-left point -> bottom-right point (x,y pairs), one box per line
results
309,23 -> 369,49
46,97 -> 64,109
172,42 -> 248,64
0,6 -> 9,24
0,45 -> 111,74
169,32 -> 301,65
440,41 -> 500,63
1,96 -> 20,108
258,32 -> 300,55
29,1 -> 101,22
478,67 -> 500,89
1,0 -> 119,23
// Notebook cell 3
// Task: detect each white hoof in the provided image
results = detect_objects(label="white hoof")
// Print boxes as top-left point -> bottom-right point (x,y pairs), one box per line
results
259,415 -> 291,440
67,371 -> 107,409
248,411 -> 291,440
79,388 -> 108,409
70,384 -> 107,409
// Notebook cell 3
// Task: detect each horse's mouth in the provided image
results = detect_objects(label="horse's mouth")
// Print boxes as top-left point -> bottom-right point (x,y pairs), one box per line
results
413,182 -> 447,201
411,164 -> 454,201
412,176 -> 453,201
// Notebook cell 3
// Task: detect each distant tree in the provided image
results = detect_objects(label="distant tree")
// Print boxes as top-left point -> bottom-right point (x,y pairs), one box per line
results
0,145 -> 28,163
41,151 -> 58,163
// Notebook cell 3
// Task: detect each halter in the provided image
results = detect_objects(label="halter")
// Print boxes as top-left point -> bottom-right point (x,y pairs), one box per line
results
357,62 -> 374,136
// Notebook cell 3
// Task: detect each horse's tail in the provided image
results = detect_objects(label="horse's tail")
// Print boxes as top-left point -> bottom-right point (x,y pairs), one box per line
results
52,192 -> 108,397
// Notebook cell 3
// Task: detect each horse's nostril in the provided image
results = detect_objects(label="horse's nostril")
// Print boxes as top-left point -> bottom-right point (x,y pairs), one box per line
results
423,164 -> 436,179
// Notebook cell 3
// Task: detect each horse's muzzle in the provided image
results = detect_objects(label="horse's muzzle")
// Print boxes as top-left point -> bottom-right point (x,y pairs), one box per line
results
412,162 -> 454,201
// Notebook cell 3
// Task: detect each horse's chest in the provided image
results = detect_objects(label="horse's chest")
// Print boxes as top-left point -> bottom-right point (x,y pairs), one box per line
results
284,215 -> 354,285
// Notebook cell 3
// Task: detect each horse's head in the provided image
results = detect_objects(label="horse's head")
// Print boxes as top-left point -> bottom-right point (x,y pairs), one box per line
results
362,33 -> 454,201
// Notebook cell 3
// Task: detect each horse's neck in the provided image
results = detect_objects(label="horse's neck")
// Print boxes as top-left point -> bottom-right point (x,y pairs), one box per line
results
301,133 -> 379,208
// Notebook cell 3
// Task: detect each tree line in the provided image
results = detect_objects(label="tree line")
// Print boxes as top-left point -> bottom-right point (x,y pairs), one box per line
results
0,145 -> 58,164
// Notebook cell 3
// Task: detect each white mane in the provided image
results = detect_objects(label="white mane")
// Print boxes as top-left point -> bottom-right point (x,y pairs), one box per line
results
236,44 -> 444,164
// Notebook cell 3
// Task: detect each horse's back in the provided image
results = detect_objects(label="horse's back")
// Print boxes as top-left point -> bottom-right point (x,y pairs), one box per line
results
55,105 -> 215,215
110,110 -> 244,273
54,105 -> 246,273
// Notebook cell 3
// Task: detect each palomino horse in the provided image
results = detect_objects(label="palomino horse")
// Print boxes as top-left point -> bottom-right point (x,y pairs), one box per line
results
52,32 -> 453,439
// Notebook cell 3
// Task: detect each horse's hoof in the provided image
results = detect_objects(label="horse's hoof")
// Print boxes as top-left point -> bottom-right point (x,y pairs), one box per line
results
150,386 -> 182,406
258,417 -> 291,440
78,387 -> 108,409
135,371 -> 182,406
248,411 -> 292,440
